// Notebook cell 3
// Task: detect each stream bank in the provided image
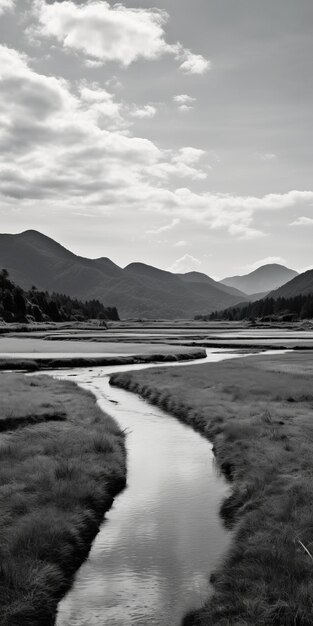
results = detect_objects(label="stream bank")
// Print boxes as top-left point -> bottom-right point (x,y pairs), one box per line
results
0,372 -> 126,626
111,350 -> 313,626
53,350 -> 244,625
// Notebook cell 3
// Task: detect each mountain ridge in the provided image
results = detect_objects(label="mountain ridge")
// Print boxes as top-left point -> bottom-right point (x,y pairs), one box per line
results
0,230 -> 248,319
221,263 -> 298,295
269,269 -> 313,299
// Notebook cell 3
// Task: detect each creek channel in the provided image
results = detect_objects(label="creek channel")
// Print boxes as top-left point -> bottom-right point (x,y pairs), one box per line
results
48,348 -> 282,626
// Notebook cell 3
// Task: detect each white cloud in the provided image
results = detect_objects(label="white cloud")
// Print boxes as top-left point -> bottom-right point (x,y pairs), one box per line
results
33,1 -> 172,65
174,94 -> 196,112
84,59 -> 103,68
0,0 -> 14,15
79,83 -> 124,128
149,161 -> 207,181
0,45 -> 313,245
299,265 -> 313,273
228,224 -> 265,240
149,147 -> 208,181
178,104 -> 193,113
174,240 -> 188,247
290,216 -> 313,226
179,50 -> 211,74
167,254 -> 202,273
174,147 -> 206,165
131,105 -> 157,119
173,94 -> 196,104
32,0 -> 211,75
246,257 -> 288,272
147,218 -> 180,235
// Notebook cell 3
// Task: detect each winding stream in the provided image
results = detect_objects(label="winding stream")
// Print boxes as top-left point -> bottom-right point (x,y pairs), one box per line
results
47,348 -> 278,626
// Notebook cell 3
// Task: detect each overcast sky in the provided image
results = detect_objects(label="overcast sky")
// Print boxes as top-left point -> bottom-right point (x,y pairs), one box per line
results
0,0 -> 313,278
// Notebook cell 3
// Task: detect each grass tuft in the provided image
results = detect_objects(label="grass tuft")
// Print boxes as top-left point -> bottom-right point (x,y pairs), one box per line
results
0,372 -> 126,626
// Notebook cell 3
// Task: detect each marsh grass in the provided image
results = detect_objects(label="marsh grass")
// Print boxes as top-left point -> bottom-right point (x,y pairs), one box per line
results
111,351 -> 313,625
0,373 -> 126,626
0,348 -> 206,373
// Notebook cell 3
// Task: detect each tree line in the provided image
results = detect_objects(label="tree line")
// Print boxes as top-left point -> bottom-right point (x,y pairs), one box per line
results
0,269 -> 119,323
196,294 -> 313,322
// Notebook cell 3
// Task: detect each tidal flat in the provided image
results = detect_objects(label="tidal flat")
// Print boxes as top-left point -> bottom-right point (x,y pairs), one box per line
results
111,350 -> 313,625
0,373 -> 126,626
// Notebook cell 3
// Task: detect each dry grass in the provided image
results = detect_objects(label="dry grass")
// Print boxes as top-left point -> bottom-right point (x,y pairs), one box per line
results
0,373 -> 126,626
111,351 -> 313,625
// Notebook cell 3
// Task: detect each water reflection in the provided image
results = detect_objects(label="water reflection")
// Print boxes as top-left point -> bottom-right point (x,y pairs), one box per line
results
51,355 -> 231,626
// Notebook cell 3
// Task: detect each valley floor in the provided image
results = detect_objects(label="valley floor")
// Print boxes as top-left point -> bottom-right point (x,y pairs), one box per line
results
0,373 -> 126,626
111,351 -> 313,625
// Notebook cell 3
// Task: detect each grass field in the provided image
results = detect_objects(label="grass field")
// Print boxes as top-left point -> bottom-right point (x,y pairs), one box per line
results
0,373 -> 126,626
111,351 -> 313,625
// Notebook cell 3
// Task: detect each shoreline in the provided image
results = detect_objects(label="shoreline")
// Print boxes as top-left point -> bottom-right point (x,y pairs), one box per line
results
110,351 -> 313,625
0,348 -> 207,371
0,373 -> 126,626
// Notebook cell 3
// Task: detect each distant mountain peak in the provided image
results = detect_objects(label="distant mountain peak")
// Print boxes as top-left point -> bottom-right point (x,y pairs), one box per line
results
221,263 -> 298,295
0,231 -> 251,319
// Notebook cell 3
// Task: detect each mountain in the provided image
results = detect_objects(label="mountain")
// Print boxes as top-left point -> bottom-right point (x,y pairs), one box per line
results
178,271 -> 247,298
221,264 -> 298,295
0,230 -> 249,319
0,269 -> 119,323
269,269 -> 313,298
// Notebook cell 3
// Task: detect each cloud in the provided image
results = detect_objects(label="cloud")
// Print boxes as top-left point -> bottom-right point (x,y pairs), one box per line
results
147,218 -> 180,235
299,265 -> 313,273
0,0 -> 14,15
33,1 -> 172,65
174,240 -> 188,247
290,216 -> 313,226
177,104 -> 193,113
0,44 -> 163,200
130,105 -> 157,119
1,45 -> 313,244
79,83 -> 125,128
228,224 -> 265,239
84,59 -> 103,68
167,254 -> 202,273
174,147 -> 206,165
173,94 -> 196,112
148,147 -> 208,181
32,0 -> 210,74
179,50 -> 211,74
173,94 -> 196,104
246,257 -> 288,272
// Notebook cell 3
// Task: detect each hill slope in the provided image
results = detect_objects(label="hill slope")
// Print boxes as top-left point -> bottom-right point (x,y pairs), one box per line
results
221,264 -> 298,295
0,231 -> 248,319
179,271 -> 247,298
269,270 -> 313,298
0,269 -> 119,323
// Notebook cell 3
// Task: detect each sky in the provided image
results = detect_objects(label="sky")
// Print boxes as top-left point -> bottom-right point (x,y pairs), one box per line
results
0,0 -> 313,279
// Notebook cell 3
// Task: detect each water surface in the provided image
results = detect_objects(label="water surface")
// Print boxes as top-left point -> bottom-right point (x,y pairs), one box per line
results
49,349 -> 282,625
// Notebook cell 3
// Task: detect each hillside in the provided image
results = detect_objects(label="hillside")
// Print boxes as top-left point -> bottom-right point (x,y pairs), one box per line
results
269,270 -> 313,298
179,271 -> 247,298
203,269 -> 313,321
0,269 -> 119,323
207,292 -> 313,322
0,231 -> 249,319
221,263 -> 298,295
